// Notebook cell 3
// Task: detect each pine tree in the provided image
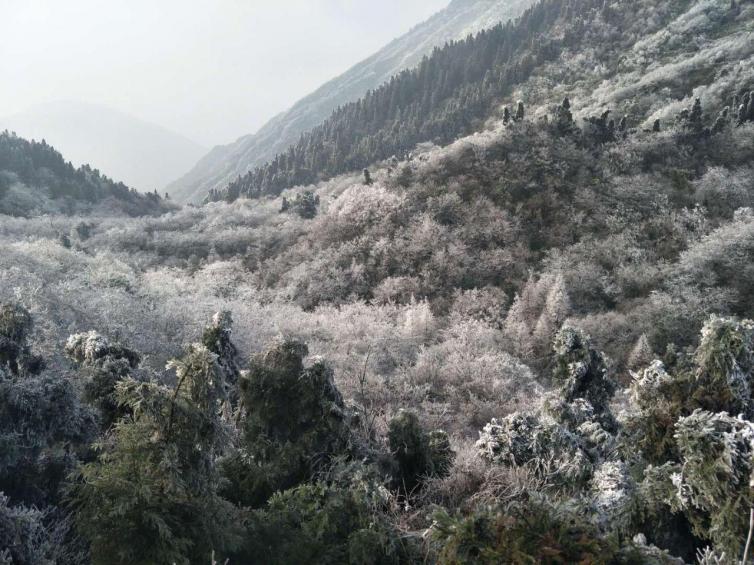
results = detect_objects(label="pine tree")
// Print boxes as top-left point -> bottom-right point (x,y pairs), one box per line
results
515,100 -> 526,121
363,168 -> 374,186
627,334 -> 654,370
532,274 -> 571,359
220,339 -> 354,508
71,342 -> 241,565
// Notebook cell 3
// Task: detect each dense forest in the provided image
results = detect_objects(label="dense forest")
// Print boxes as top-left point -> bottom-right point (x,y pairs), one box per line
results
0,131 -> 172,217
3,0 -> 754,562
208,0 -> 571,202
207,0 -> 752,204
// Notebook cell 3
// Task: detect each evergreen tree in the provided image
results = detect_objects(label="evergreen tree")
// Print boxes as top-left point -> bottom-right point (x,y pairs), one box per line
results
71,343 -> 241,565
65,331 -> 142,430
628,334 -> 654,370
220,339 -> 354,508
208,0 -> 608,203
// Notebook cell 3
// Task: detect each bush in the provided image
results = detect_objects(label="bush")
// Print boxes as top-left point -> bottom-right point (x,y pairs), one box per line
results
387,410 -> 454,493
431,498 -> 613,564
241,462 -> 413,564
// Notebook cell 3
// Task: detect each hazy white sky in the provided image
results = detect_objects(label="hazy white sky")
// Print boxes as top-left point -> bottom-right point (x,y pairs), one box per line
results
1,0 -> 449,146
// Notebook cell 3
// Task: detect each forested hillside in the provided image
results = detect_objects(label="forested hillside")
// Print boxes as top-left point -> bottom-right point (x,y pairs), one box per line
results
3,0 -> 754,563
168,0 -> 534,204
0,101 -> 207,193
0,131 -> 173,217
210,0 -> 754,203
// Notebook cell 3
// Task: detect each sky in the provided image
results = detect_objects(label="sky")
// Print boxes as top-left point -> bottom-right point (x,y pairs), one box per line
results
0,0 -> 449,146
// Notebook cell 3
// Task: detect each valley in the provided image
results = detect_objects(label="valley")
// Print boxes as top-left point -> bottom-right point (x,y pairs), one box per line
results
2,0 -> 754,563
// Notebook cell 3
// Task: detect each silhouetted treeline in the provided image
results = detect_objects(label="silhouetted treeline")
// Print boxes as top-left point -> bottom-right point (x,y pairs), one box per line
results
0,130 -> 129,201
0,130 -> 169,215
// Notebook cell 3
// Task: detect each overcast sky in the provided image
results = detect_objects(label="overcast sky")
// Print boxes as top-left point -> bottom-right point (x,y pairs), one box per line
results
0,0 -> 449,146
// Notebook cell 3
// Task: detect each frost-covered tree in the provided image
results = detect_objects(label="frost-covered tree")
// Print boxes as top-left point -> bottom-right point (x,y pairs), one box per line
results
477,326 -> 618,490
65,331 -> 141,430
0,493 -> 76,565
583,109 -> 616,144
71,343 -> 240,565
692,316 -> 754,416
552,326 -> 615,426
515,100 -> 525,122
281,190 -> 320,219
431,496 -> 681,565
0,303 -> 44,377
502,106 -> 511,124
625,316 -> 754,558
0,306 -> 94,508
628,334 -> 655,370
476,412 -> 593,486
672,410 -> 754,557
221,338 -> 355,508
242,461 -> 414,564
532,275 -> 571,360
503,273 -> 572,364
201,311 -> 240,404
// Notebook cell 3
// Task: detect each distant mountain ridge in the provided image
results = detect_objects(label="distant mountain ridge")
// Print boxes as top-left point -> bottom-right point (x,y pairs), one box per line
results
0,130 -> 172,217
167,0 -> 535,203
0,100 -> 206,194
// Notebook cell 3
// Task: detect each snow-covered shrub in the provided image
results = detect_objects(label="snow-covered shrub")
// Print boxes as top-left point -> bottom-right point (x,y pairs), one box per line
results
476,413 -> 593,486
671,410 -> 754,557
552,326 -> 616,427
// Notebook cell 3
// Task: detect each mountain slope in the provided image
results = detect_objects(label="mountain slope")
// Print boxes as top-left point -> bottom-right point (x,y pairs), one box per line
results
0,100 -> 206,193
210,0 -> 754,203
0,130 -> 172,217
4,0 -> 754,561
167,0 -> 535,203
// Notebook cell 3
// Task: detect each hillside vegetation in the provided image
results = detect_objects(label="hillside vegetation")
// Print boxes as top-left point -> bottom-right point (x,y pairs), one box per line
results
210,0 -> 754,203
168,0 -> 534,203
0,101 -> 207,193
2,0 -> 754,562
0,130 -> 173,217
